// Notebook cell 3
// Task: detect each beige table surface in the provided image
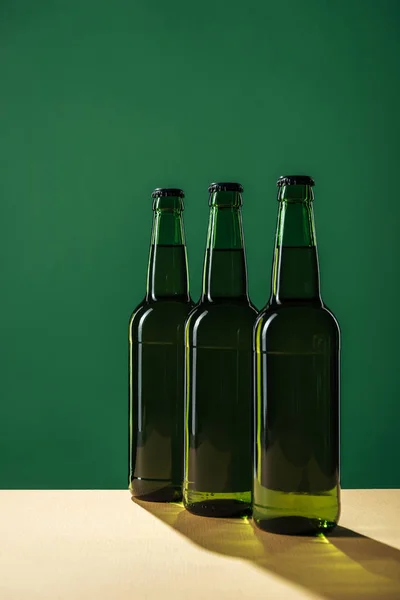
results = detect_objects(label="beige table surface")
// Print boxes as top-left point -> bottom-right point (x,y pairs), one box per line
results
0,490 -> 399,600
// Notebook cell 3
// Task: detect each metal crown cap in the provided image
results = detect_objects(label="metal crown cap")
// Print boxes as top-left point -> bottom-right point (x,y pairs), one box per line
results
208,182 -> 244,193
151,188 -> 185,199
277,175 -> 315,187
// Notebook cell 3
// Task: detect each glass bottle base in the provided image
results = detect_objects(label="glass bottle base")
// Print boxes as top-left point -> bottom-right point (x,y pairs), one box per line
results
252,482 -> 340,535
183,489 -> 251,518
129,478 -> 182,503
254,514 -> 337,535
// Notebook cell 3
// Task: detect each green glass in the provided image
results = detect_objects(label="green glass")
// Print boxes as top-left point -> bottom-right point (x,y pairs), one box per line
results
129,189 -> 194,502
253,176 -> 341,535
184,183 -> 257,518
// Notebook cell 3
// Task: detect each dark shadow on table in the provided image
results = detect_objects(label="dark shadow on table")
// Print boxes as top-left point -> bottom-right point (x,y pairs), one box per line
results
134,499 -> 400,600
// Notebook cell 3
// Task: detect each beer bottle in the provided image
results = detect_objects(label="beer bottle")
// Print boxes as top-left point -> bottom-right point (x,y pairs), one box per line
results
253,175 -> 340,534
129,188 -> 193,502
184,182 -> 257,517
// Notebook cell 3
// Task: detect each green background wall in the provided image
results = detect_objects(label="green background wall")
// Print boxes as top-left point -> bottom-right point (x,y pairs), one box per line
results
1,0 -> 399,489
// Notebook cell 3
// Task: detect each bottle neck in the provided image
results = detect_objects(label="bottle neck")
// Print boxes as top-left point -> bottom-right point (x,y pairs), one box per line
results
271,185 -> 321,305
202,191 -> 249,302
146,198 -> 190,301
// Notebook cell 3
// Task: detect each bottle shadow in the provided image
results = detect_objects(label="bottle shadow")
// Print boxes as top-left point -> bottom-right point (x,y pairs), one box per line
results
134,499 -> 400,599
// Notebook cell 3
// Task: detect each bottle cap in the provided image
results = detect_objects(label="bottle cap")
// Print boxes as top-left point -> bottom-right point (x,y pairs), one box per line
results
277,175 -> 315,187
151,188 -> 185,198
208,182 -> 244,193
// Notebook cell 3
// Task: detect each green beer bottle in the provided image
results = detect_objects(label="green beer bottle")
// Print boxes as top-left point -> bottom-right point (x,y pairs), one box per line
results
184,182 -> 257,518
253,175 -> 340,535
129,188 -> 194,502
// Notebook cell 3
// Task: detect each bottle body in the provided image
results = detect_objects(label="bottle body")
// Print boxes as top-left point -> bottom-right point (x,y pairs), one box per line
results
129,190 -> 193,502
184,301 -> 256,516
253,177 -> 340,534
253,300 -> 340,533
129,297 -> 193,501
183,183 -> 257,517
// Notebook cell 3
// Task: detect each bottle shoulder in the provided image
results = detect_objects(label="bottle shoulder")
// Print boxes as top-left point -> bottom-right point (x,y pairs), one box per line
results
186,299 -> 257,348
187,299 -> 257,324
129,298 -> 194,336
256,302 -> 338,324
254,302 -> 340,350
